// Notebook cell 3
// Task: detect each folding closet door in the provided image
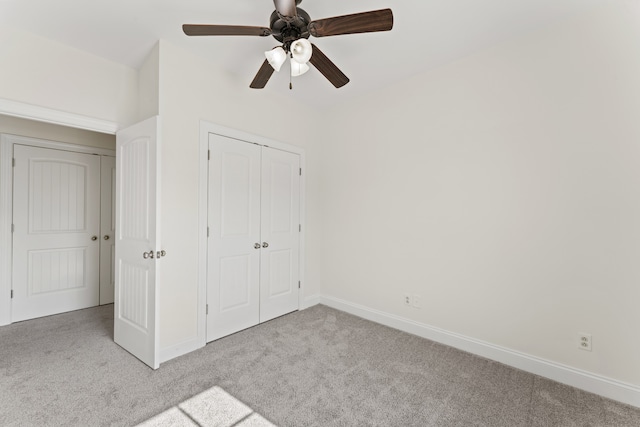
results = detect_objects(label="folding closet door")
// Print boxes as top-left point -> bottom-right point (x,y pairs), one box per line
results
206,134 -> 300,342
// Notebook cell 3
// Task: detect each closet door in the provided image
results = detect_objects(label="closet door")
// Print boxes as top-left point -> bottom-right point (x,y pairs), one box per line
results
207,135 -> 261,342
12,145 -> 101,322
99,155 -> 116,305
114,116 -> 160,369
259,148 -> 300,322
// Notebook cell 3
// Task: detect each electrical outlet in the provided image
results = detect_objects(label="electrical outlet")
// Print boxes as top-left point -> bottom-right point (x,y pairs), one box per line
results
403,294 -> 411,306
412,294 -> 422,309
578,333 -> 592,351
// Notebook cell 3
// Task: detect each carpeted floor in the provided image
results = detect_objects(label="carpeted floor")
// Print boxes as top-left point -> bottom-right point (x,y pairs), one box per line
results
1,304 -> 639,426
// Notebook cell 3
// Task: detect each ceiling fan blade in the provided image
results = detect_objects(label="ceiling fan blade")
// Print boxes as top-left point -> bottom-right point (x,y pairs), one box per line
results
309,44 -> 349,88
273,0 -> 297,17
182,24 -> 271,37
250,60 -> 275,89
309,9 -> 393,37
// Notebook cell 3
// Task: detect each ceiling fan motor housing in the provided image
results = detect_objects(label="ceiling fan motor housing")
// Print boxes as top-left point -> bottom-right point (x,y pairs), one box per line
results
270,8 -> 311,50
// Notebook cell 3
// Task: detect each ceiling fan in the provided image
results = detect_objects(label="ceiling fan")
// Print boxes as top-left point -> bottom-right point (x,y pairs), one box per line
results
182,0 -> 394,89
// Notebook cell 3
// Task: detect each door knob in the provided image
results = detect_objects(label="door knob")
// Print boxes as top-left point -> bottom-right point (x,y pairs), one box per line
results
91,236 -> 98,241
262,242 -> 269,248
254,243 -> 261,249
103,235 -> 110,240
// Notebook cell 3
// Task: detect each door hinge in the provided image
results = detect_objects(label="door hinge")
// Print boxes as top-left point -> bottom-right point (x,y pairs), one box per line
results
298,281 -> 301,289
208,150 -> 210,161
207,226 -> 210,237
299,224 -> 301,232
299,167 -> 302,176
11,224 -> 14,233
206,304 -> 209,315
10,289 -> 13,298
12,158 -> 16,167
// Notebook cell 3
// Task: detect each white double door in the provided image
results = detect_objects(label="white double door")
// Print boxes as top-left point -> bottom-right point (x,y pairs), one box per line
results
12,144 -> 116,323
207,134 -> 300,342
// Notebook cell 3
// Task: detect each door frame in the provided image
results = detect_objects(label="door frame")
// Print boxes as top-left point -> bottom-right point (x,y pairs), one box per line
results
0,133 -> 115,326
1,98 -> 118,326
198,121 -> 306,346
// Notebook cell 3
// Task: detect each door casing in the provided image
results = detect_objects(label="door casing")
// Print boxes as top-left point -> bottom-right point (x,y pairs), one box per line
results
0,98 -> 118,327
194,121 -> 307,353
0,133 -> 115,326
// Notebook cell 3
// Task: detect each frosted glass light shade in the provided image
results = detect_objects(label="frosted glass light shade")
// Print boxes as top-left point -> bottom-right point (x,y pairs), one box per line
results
290,60 -> 310,77
290,39 -> 313,64
265,47 -> 287,72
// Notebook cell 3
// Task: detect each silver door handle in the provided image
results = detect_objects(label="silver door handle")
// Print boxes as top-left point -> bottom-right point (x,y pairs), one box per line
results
262,242 -> 269,248
91,236 -> 98,241
103,235 -> 110,240
156,250 -> 166,258
143,251 -> 155,259
254,243 -> 261,249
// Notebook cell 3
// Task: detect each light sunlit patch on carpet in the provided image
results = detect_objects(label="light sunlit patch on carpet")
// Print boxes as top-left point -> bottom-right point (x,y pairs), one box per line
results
137,386 -> 276,427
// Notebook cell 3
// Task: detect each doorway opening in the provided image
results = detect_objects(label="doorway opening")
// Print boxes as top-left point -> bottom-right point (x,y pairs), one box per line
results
1,114 -> 117,324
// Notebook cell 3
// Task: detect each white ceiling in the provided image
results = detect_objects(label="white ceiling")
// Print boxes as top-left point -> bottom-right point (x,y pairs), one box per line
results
0,0 -> 607,108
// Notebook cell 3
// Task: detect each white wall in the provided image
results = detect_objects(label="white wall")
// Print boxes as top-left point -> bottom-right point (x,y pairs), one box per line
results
319,2 -> 640,387
3,0 -> 637,402
155,41 -> 323,352
0,27 -> 138,127
138,43 -> 160,122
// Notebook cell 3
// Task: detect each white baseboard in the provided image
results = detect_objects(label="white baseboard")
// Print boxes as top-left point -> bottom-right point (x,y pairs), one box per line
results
301,294 -> 321,310
319,295 -> 640,409
159,337 -> 204,365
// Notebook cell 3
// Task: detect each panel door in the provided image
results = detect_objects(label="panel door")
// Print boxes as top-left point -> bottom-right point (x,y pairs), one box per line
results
12,145 -> 101,322
207,134 -> 261,342
259,147 -> 300,322
99,155 -> 116,305
114,116 -> 160,369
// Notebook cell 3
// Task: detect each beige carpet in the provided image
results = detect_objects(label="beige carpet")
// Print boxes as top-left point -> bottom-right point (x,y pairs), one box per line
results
1,304 -> 639,426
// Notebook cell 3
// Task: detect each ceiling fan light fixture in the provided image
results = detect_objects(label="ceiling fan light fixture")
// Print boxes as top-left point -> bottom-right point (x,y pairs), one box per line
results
291,60 -> 310,77
290,38 -> 313,64
265,47 -> 287,72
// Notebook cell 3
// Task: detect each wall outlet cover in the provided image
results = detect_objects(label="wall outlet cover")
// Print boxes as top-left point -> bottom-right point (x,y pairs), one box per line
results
578,332 -> 592,352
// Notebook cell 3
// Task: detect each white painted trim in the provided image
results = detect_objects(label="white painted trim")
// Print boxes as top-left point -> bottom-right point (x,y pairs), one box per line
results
195,122 -> 210,350
0,136 -> 13,326
197,120 -> 307,347
159,336 -> 203,365
319,295 -> 640,409
0,98 -> 118,135
298,148 -> 307,312
2,134 -> 115,156
0,134 -> 116,326
301,294 -> 321,310
0,99 -> 116,325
